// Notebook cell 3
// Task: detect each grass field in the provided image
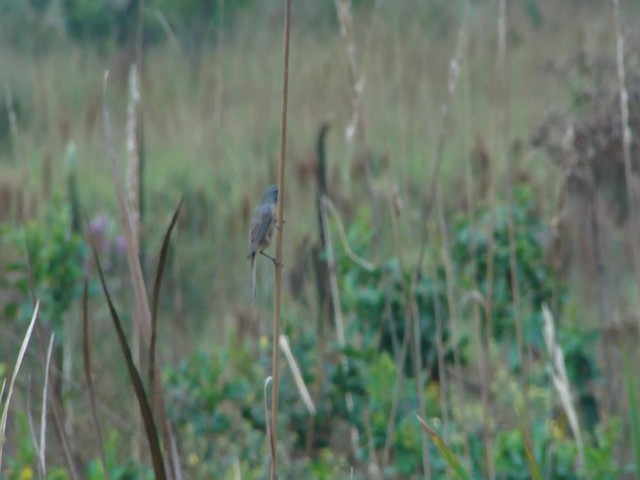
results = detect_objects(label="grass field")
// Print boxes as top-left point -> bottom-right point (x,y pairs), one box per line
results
2,0 -> 640,478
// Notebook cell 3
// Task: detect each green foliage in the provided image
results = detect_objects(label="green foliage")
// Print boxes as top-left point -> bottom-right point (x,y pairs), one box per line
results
2,198 -> 87,335
0,0 -> 58,52
339,242 -> 461,378
85,432 -> 153,480
451,186 -> 558,344
1,412 -> 37,480
61,0 -> 119,47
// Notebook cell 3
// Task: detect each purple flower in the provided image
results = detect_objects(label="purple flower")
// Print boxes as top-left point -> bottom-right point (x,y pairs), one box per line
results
114,235 -> 127,258
89,214 -> 109,236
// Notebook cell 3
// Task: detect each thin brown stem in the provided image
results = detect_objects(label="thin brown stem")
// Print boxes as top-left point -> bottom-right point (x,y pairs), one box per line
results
270,0 -> 292,478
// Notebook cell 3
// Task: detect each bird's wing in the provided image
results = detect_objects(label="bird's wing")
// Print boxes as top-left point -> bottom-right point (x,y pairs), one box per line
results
248,204 -> 275,254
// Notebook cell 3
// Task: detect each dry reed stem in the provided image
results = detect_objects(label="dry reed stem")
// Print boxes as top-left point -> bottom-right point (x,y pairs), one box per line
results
496,0 -> 532,446
4,84 -> 21,163
414,13 -> 466,277
264,377 -> 276,478
102,71 -> 153,346
126,64 -> 141,260
126,60 -> 143,466
26,381 -> 40,475
25,333 -> 54,479
82,281 -> 111,480
279,335 -> 316,415
436,192 -> 471,468
320,194 -> 359,447
612,0 -> 640,315
0,301 -> 39,472
541,304 -> 585,469
270,0 -> 292,478
387,187 -> 432,479
333,0 -> 366,158
333,0 -> 381,249
40,333 -> 55,477
412,293 -> 433,480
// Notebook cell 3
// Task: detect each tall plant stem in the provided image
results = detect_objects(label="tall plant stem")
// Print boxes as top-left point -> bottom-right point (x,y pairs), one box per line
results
270,0 -> 292,478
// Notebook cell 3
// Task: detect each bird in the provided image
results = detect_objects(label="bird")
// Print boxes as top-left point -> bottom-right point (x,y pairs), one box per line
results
247,184 -> 279,299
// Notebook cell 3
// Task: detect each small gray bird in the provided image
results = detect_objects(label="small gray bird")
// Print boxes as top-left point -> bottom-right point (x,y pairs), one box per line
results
247,185 -> 279,299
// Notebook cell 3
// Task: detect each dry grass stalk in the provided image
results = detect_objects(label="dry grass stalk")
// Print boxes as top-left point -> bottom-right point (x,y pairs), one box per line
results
125,61 -> 143,465
40,333 -> 54,476
270,1 -> 293,478
496,0 -> 532,447
387,186 -> 432,479
102,71 -> 152,345
320,193 -> 359,448
436,192 -> 471,467
333,0 -> 384,252
264,377 -> 276,478
26,333 -> 54,479
0,301 -> 39,471
279,335 -> 316,415
82,281 -> 111,480
126,64 -> 142,260
541,304 -> 585,470
4,84 -> 21,163
333,0 -> 366,158
25,333 -> 55,478
612,0 -> 640,314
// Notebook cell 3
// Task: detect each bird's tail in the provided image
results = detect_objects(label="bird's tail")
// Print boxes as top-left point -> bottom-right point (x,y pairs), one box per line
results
251,253 -> 257,300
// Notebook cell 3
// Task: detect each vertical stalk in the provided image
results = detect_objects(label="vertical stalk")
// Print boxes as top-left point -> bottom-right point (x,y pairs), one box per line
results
270,0 -> 292,478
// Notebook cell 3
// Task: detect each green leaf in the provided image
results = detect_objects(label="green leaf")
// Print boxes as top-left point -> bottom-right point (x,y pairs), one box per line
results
417,416 -> 471,480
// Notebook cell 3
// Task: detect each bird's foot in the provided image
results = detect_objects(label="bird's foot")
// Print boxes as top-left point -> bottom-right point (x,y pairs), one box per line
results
260,251 -> 284,268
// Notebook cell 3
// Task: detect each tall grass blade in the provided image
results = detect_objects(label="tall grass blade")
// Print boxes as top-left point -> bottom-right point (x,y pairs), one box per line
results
149,197 -> 183,397
623,351 -> 640,479
148,197 -> 185,480
417,416 -> 472,480
520,419 -> 542,480
90,241 -> 167,480
82,280 -> 111,480
40,333 -> 55,477
0,301 -> 40,471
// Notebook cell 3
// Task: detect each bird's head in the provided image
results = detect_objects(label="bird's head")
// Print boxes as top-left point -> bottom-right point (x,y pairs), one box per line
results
261,184 -> 278,205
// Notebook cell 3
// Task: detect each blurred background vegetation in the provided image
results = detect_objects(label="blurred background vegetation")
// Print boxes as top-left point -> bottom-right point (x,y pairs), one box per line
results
2,0 -> 640,478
